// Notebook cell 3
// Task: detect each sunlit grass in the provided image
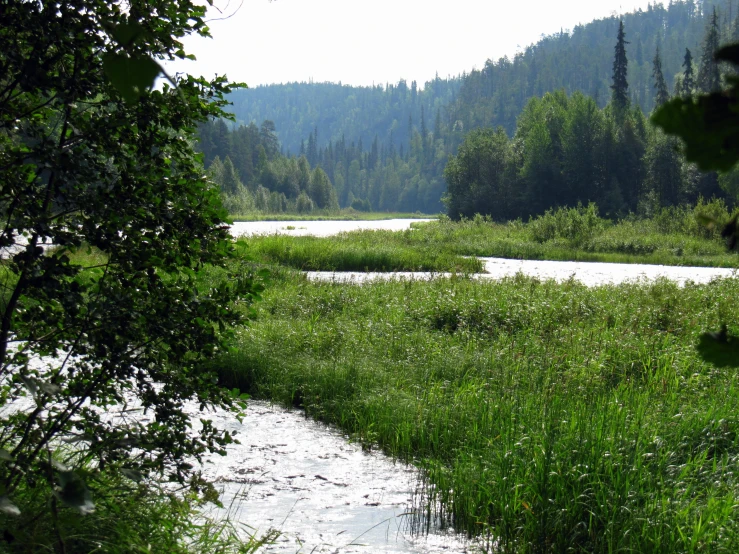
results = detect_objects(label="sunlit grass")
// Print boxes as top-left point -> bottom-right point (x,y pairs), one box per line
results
240,232 -> 483,273
214,273 -> 739,552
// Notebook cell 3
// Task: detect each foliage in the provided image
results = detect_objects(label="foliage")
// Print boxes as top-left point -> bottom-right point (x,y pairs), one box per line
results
528,203 -> 608,245
653,43 -> 739,172
241,231 -> 483,273
0,471 -> 275,553
0,0 -> 263,539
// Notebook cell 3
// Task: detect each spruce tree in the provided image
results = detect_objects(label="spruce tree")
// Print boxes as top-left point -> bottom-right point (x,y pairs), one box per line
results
652,46 -> 670,108
697,8 -> 722,93
611,21 -> 630,113
682,48 -> 695,97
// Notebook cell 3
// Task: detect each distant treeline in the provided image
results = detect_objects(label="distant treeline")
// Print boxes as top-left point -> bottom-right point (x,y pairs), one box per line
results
199,0 -> 739,216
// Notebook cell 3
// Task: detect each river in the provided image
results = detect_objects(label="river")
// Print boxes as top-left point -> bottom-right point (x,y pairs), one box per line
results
196,219 -> 738,551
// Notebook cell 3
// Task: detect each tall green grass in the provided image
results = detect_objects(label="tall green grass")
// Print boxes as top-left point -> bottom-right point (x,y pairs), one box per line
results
0,473 -> 275,553
214,274 -> 739,552
240,232 -> 483,272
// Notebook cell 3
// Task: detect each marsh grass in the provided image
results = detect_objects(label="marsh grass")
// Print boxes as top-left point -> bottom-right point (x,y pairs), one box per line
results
406,213 -> 739,268
214,273 -> 739,552
240,232 -> 483,273
238,207 -> 739,273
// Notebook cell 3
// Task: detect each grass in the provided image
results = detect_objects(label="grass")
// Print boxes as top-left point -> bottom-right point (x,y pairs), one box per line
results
229,210 -> 436,222
405,215 -> 739,268
238,232 -> 483,273
237,211 -> 739,276
0,472 -> 276,553
213,272 -> 739,552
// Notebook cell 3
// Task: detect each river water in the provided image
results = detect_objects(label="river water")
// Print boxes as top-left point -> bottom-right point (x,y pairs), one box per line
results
198,401 -> 480,553
231,219 -> 737,287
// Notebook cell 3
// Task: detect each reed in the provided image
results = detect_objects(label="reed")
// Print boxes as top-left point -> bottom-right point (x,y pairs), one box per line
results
215,273 -> 739,552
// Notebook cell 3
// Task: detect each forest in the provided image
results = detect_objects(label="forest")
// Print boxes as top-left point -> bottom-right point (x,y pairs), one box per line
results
201,0 -> 739,218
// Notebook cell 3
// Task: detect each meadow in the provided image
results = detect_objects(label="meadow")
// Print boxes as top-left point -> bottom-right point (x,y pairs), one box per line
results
215,272 -> 739,552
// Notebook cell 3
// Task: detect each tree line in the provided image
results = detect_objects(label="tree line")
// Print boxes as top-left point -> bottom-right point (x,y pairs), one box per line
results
445,12 -> 733,220
208,0 -> 739,216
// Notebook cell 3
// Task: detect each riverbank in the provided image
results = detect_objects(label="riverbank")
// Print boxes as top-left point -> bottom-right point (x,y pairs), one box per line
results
215,272 -> 739,552
229,211 -> 436,222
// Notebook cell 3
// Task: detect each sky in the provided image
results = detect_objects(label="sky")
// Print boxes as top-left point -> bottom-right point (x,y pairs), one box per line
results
169,0 -> 661,89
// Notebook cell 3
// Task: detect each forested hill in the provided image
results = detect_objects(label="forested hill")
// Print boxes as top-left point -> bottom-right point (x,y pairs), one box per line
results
227,77 -> 462,157
201,0 -> 739,217
453,0 -> 734,135
227,0 -> 734,150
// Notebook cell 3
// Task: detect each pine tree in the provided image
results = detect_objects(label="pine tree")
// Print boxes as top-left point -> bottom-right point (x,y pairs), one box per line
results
652,46 -> 670,108
682,48 -> 695,97
420,105 -> 428,144
611,21 -> 630,113
697,8 -> 722,93
434,108 -> 442,140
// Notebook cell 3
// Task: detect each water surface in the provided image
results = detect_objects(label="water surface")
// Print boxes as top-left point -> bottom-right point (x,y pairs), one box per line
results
230,219 -> 431,238
198,401 -> 479,553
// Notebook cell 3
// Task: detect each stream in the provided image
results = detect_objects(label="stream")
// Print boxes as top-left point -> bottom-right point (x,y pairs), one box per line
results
231,219 -> 737,287
197,401 -> 479,553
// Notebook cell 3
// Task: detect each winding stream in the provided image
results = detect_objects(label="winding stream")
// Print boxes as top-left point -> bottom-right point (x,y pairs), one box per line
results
205,220 -> 737,550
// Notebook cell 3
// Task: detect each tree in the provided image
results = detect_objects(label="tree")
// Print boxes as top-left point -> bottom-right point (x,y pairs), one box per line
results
611,21 -> 630,115
0,0 -> 261,522
444,128 -> 513,220
310,167 -> 333,209
682,48 -> 696,97
222,156 -> 242,196
652,46 -> 671,108
697,8 -> 722,93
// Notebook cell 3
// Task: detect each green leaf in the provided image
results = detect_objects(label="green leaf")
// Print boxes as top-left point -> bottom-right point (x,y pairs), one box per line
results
0,496 -> 20,516
651,95 -> 739,172
715,44 -> 739,65
110,21 -> 145,47
695,213 -> 717,229
696,332 -> 739,368
0,449 -> 14,462
102,52 -> 161,104
56,471 -> 95,514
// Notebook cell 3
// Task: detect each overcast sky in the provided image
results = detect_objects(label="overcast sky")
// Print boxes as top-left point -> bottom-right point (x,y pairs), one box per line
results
169,0 -> 660,88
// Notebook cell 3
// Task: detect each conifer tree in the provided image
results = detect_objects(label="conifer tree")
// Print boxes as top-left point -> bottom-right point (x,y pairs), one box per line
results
611,21 -> 630,113
682,48 -> 695,97
697,8 -> 722,93
652,46 -> 670,108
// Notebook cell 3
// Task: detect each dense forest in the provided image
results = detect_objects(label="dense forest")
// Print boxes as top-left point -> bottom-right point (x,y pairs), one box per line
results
198,0 -> 739,217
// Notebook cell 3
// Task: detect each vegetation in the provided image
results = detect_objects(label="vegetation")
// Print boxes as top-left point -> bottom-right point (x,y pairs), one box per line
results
0,0 -> 265,550
211,270 -> 739,552
211,1 -> 739,218
240,202 -> 739,270
229,210 -> 434,222
240,231 -> 482,273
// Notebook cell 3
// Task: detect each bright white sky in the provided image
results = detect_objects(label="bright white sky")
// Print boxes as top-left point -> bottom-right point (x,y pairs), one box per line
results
169,0 -> 661,88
